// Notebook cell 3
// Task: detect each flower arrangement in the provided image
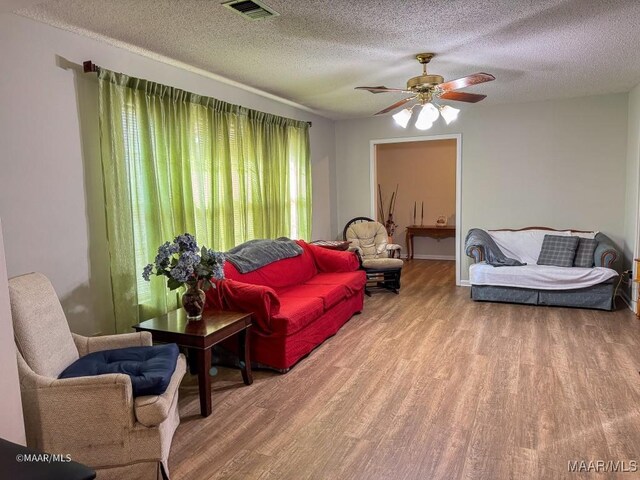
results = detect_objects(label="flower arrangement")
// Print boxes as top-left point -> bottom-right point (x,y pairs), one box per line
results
142,233 -> 225,291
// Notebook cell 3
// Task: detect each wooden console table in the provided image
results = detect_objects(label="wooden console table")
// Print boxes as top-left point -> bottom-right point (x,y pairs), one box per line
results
405,225 -> 456,259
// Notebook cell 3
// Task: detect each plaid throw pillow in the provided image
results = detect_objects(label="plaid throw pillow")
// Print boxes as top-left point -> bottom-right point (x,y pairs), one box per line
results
573,237 -> 598,268
537,235 -> 580,267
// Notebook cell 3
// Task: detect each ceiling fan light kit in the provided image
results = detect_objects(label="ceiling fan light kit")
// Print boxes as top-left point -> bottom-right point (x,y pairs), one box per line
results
438,105 -> 460,125
356,53 -> 494,130
392,108 -> 412,128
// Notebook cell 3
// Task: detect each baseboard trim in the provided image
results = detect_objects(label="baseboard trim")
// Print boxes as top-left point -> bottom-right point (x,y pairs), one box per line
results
410,254 -> 456,261
459,280 -> 471,287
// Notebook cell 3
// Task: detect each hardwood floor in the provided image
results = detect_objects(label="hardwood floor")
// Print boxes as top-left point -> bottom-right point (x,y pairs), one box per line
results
170,260 -> 640,480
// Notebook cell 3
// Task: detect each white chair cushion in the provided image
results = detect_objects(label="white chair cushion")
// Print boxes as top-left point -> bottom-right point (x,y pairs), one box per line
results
346,221 -> 388,259
363,258 -> 404,270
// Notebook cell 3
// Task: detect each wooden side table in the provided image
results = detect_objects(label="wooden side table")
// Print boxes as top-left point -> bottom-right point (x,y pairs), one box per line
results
133,309 -> 253,417
405,225 -> 456,259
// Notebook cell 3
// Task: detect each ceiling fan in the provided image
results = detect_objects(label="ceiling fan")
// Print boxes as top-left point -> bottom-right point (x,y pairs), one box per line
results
355,53 -> 495,127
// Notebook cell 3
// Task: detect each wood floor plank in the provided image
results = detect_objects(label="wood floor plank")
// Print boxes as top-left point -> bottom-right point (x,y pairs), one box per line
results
169,260 -> 640,480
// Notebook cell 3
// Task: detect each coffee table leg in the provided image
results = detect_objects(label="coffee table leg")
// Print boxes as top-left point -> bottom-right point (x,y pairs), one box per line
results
196,348 -> 212,417
187,348 -> 198,375
239,327 -> 253,385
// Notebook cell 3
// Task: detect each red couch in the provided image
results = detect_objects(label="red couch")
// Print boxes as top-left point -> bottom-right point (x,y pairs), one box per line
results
205,240 -> 366,371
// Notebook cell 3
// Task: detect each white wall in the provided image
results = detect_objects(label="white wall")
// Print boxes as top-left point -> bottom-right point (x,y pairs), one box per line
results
0,219 -> 26,445
335,94 -> 629,281
625,83 -> 640,307
0,13 -> 336,335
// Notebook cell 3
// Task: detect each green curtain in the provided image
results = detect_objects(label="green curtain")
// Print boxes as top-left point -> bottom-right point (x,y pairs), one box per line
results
98,69 -> 311,332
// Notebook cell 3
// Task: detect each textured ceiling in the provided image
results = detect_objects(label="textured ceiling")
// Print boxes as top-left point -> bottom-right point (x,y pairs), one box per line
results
16,0 -> 640,119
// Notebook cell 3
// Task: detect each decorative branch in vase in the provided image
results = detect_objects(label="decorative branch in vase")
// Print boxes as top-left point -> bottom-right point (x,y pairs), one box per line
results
378,183 -> 399,240
142,233 -> 225,321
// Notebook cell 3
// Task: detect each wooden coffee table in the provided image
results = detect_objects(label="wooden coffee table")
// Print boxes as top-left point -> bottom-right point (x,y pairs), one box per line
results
133,309 -> 253,417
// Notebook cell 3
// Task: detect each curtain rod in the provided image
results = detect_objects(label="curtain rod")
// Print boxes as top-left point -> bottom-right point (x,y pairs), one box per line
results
82,60 -> 312,127
83,60 -> 98,73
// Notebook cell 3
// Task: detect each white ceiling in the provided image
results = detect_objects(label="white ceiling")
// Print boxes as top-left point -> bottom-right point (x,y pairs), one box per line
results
15,0 -> 640,119
1,0 -> 45,13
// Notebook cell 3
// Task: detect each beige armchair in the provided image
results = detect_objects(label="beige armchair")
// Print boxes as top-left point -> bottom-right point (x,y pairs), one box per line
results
9,272 -> 186,480
344,218 -> 403,294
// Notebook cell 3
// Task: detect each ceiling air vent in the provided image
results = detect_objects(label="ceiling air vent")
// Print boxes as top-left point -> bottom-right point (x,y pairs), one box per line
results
222,0 -> 279,20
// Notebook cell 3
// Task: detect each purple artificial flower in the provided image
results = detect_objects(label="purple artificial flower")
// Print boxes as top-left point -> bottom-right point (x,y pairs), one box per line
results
169,265 -> 191,283
178,250 -> 201,268
175,233 -> 198,253
142,264 -> 154,281
155,241 -> 177,268
207,249 -> 225,280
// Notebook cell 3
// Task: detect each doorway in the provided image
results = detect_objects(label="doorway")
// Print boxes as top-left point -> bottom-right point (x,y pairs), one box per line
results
370,134 -> 462,285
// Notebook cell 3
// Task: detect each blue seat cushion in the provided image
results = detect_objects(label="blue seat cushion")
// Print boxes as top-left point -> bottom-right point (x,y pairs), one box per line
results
59,344 -> 179,397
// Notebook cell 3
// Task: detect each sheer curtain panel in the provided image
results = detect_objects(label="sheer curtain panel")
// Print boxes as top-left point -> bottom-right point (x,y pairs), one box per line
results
98,69 -> 311,332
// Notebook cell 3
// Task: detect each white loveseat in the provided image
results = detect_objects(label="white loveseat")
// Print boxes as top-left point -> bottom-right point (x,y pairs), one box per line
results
465,227 -> 621,310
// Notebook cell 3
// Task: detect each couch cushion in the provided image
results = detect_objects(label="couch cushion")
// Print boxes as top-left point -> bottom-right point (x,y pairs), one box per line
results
469,263 -> 618,290
303,241 -> 360,272
489,229 -> 571,264
271,296 -> 324,336
224,240 -> 317,289
537,235 -> 580,267
277,284 -> 347,310
305,271 -> 367,296
573,237 -> 598,268
59,344 -> 179,397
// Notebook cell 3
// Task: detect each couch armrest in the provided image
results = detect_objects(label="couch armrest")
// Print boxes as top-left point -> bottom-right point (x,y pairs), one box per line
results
464,228 -> 494,264
134,353 -> 186,427
73,332 -> 152,357
594,233 -> 621,272
303,241 -> 360,272
466,245 -> 485,263
348,246 -> 365,267
205,279 -> 279,333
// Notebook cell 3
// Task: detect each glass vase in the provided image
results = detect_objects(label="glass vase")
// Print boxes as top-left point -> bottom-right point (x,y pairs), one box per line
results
182,281 -> 206,321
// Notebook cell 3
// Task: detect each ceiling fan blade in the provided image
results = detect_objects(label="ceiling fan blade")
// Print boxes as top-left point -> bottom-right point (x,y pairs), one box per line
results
439,91 -> 487,103
355,86 -> 409,94
439,73 -> 495,92
374,97 -> 415,115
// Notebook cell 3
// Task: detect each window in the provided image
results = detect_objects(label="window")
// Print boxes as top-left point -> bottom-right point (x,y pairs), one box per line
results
99,70 -> 311,330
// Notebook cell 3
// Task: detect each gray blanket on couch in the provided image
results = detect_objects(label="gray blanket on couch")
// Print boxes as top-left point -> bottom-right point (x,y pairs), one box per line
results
465,229 -> 525,267
225,238 -> 303,273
